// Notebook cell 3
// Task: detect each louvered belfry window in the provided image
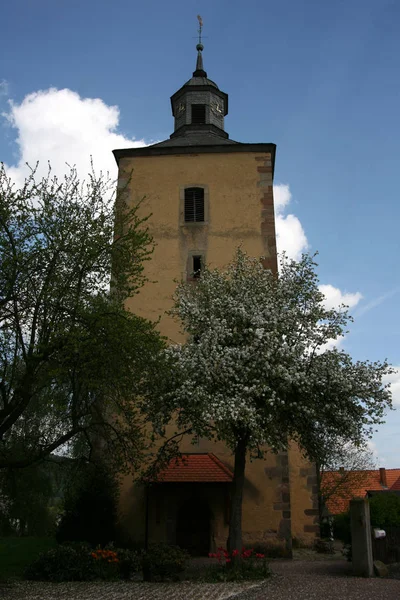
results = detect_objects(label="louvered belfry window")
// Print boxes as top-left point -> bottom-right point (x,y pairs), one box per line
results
184,187 -> 205,222
191,104 -> 206,124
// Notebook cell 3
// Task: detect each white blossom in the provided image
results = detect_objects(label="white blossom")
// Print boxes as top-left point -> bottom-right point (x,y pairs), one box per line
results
152,249 -> 393,459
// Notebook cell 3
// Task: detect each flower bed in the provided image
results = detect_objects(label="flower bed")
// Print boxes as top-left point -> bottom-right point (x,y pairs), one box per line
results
205,547 -> 270,582
24,543 -> 140,582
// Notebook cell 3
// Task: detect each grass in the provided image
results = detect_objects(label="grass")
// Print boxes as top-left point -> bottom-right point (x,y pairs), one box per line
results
0,536 -> 57,581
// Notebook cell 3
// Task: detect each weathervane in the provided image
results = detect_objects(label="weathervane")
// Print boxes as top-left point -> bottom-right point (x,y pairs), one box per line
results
193,15 -> 206,76
197,15 -> 203,46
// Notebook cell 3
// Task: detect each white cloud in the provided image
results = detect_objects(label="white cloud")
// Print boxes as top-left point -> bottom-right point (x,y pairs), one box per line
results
315,286 -> 362,351
318,284 -> 363,311
354,288 -> 399,318
383,367 -> 400,407
272,185 -> 363,353
366,440 -> 379,465
2,87 -> 148,186
273,183 -> 292,213
273,183 -> 309,261
0,80 -> 9,97
0,87 -> 365,343
273,185 -> 362,351
317,336 -> 344,353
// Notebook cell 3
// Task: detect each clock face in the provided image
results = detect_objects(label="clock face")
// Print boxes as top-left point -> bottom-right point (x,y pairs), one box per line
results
211,101 -> 223,115
177,102 -> 186,115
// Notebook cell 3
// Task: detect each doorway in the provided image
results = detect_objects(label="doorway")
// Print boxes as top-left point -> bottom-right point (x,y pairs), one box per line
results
176,496 -> 211,556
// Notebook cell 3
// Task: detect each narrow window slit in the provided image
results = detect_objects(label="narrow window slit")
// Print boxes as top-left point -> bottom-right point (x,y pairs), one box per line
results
193,255 -> 202,278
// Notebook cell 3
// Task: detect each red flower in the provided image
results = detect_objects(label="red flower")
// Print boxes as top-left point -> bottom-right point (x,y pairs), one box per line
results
226,558 -> 231,563
232,549 -> 239,557
256,553 -> 265,558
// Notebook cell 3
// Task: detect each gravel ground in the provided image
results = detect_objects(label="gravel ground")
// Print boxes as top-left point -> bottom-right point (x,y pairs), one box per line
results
1,559 -> 399,600
233,560 -> 400,600
0,580 -> 260,600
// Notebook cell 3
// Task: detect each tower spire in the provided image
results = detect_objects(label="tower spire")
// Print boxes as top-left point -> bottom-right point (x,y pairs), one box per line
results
193,15 -> 207,77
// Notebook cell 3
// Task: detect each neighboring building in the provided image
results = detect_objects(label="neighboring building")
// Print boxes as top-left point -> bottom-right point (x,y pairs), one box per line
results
113,40 -> 318,554
322,468 -> 400,515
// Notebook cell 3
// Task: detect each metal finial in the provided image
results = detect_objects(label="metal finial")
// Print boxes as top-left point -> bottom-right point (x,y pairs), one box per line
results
197,15 -> 203,45
193,15 -> 207,77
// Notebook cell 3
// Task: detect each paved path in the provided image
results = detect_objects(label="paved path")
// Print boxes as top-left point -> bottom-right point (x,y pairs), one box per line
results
0,580 -> 260,600
1,559 -> 399,599
234,560 -> 400,600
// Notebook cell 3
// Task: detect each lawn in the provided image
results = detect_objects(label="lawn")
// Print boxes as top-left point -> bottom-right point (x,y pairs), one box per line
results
0,536 -> 57,580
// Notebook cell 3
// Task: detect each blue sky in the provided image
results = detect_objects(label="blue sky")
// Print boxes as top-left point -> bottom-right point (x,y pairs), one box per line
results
1,0 -> 399,466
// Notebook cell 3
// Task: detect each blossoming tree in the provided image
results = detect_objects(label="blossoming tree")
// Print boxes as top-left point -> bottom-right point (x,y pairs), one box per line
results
151,249 -> 392,552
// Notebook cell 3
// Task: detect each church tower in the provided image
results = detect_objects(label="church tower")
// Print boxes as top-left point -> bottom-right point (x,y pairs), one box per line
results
113,32 -> 318,554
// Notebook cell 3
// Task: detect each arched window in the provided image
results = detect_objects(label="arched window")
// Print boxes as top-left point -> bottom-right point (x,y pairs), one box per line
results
184,187 -> 205,222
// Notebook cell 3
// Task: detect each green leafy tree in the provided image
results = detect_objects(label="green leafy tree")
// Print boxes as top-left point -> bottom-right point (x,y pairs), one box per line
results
370,493 -> 400,528
0,163 -> 165,471
149,249 -> 392,553
0,464 -> 54,535
56,462 -> 119,546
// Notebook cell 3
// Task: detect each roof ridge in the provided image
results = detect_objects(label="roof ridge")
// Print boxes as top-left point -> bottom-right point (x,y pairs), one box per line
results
208,453 -> 234,478
154,453 -> 233,483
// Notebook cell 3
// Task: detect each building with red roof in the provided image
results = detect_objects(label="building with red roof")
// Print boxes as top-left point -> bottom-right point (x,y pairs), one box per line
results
322,468 -> 400,515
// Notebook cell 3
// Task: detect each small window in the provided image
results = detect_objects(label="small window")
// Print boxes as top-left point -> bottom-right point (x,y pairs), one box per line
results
191,104 -> 206,124
184,187 -> 205,222
192,255 -> 202,278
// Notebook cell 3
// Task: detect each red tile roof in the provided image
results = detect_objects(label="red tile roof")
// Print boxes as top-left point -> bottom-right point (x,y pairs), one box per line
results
155,453 -> 233,483
322,468 -> 400,514
391,476 -> 400,491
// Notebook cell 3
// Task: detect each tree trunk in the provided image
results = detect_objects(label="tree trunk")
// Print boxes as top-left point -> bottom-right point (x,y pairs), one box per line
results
227,433 -> 248,554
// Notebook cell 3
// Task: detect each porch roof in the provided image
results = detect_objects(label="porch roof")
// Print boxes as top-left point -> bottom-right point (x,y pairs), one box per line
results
155,453 -> 233,483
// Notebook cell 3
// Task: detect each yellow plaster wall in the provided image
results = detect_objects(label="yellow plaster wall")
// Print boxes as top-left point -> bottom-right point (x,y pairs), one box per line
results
116,149 -> 316,550
288,442 -> 320,545
119,151 -> 273,343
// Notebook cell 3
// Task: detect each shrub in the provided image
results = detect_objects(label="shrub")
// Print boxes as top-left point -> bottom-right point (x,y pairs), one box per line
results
56,464 -> 118,547
313,538 -> 334,554
205,547 -> 270,582
292,537 -> 312,550
369,493 -> 400,528
332,512 -> 351,544
24,543 -> 140,582
141,543 -> 189,582
342,543 -> 352,562
0,464 -> 55,536
89,548 -> 120,581
245,542 -> 290,558
319,518 -> 332,539
105,545 -> 141,580
24,545 -> 97,582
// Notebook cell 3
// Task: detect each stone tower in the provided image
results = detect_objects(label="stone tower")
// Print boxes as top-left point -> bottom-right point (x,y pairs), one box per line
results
113,40 -> 319,553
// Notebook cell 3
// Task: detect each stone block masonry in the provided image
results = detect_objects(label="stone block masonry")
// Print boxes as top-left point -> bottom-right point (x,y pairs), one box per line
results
256,155 -> 277,274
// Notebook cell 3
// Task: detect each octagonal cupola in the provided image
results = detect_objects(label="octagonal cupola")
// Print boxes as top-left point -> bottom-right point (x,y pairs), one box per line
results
170,40 -> 229,140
